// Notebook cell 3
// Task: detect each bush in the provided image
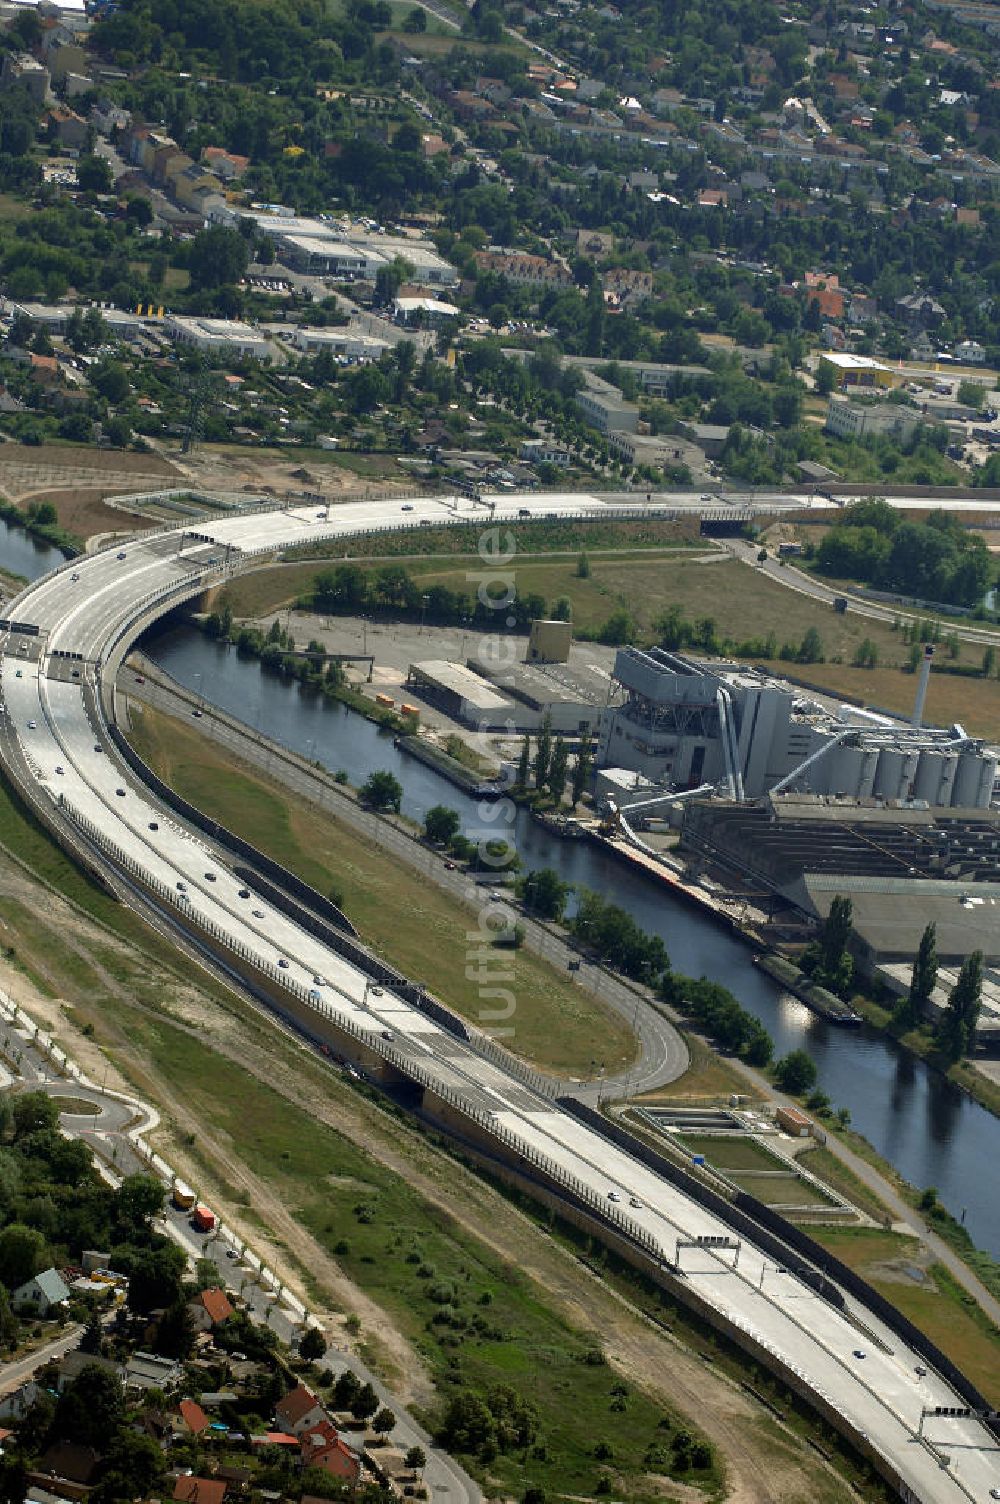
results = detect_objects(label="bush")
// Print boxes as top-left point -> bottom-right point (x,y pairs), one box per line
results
773,1049 -> 818,1094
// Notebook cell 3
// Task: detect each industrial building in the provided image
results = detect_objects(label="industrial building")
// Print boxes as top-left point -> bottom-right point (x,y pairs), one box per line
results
242,213 -> 459,289
681,793 -> 1000,1036
165,315 -> 274,362
406,650 -> 610,734
288,327 -> 389,361
405,661 -> 515,729
598,648 -> 999,808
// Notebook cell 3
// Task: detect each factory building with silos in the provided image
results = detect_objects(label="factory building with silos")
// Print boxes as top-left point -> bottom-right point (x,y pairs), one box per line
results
598,647 -> 999,810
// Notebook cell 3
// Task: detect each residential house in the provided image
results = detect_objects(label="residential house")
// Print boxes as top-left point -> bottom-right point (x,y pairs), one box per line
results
895,292 -> 946,329
472,251 -> 573,290
848,293 -> 879,324
806,284 -> 846,320
520,438 -> 571,467
31,1443 -> 101,1490
275,1384 -> 327,1437
603,268 -> 653,305
44,107 -> 88,151
12,1268 -> 70,1316
125,1351 -> 184,1393
300,1422 -> 362,1484
90,99 -> 130,136
0,55 -> 50,105
55,1352 -> 122,1395
201,146 -> 248,181
187,1287 -> 234,1332
173,1477 -> 226,1504
955,338 -> 986,364
576,229 -> 614,258
177,1399 -> 211,1437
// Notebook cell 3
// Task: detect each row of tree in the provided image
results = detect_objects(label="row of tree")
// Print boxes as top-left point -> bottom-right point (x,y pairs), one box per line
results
813,501 -> 995,609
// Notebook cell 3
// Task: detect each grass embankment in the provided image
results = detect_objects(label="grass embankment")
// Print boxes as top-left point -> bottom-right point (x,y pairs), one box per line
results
235,546 -> 1000,736
127,704 -> 635,1079
142,1019 -> 718,1503
805,1226 -> 1000,1406
0,821 -> 717,1501
638,1029 -> 766,1105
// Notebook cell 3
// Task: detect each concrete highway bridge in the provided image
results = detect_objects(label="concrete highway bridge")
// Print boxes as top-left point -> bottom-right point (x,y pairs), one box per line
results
0,488 -> 998,1504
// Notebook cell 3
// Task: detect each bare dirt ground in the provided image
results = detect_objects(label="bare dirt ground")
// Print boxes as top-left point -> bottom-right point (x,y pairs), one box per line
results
161,441 -> 408,502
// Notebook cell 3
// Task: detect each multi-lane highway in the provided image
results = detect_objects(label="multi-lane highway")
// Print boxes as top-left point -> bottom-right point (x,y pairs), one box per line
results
1,489 -> 998,1504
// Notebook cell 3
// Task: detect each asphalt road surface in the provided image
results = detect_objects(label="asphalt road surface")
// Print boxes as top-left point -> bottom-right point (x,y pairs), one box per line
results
1,489 -> 998,1503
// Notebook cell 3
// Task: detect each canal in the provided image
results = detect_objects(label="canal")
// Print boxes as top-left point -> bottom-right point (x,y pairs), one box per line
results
143,619 -> 1000,1258
2,520 -> 998,1259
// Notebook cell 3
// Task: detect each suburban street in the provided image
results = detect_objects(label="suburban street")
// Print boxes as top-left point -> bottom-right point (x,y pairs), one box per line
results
0,987 -> 482,1504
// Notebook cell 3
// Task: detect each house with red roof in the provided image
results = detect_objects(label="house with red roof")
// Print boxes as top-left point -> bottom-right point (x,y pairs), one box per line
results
187,1287 -> 234,1332
275,1383 -> 326,1436
300,1420 -> 361,1484
173,1477 -> 226,1504
177,1398 -> 210,1436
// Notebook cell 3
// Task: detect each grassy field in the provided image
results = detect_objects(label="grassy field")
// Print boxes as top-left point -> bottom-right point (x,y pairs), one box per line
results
725,1172 -> 832,1207
0,814 -> 717,1500
128,705 -> 636,1078
637,1028 -> 766,1104
242,545 -> 1000,736
138,1016 -> 713,1503
795,1145 -> 893,1224
805,1227 -> 1000,1406
677,1134 -> 788,1173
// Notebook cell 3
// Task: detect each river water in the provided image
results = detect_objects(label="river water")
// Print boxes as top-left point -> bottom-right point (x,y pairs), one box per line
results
3,521 -> 999,1259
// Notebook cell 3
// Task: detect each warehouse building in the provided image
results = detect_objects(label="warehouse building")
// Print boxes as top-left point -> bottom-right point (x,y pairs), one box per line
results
406,661 -> 515,729
165,315 -> 274,361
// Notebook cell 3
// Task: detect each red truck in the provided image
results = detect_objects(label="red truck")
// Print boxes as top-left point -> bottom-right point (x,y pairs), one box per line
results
191,1204 -> 216,1234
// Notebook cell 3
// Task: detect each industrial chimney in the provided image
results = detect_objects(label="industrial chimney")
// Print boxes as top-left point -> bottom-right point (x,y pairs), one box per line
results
912,644 -> 934,728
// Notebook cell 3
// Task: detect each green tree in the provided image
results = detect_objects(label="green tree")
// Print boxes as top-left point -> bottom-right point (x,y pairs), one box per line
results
351,1381 -> 380,1421
97,1431 -> 164,1504
517,867 -> 569,921
373,1407 -> 396,1436
576,551 -> 591,579
547,735 -> 569,800
188,225 -> 250,290
533,714 -> 552,789
801,895 -> 854,995
572,732 -> 593,806
773,1049 -> 818,1094
361,771 -> 403,812
797,625 -> 824,663
405,1445 -> 427,1471
115,1174 -> 164,1231
516,736 -> 531,791
52,1364 -> 125,1450
894,922 -> 937,1030
403,5 -> 427,28
0,1223 -> 46,1288
814,359 -> 836,396
299,1326 -> 327,1362
11,1093 -> 58,1140
934,950 -> 983,1063
425,805 -> 461,845
76,155 -> 112,194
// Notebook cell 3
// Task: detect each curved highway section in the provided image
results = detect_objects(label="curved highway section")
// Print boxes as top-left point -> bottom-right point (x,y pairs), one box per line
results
0,491 -> 998,1504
